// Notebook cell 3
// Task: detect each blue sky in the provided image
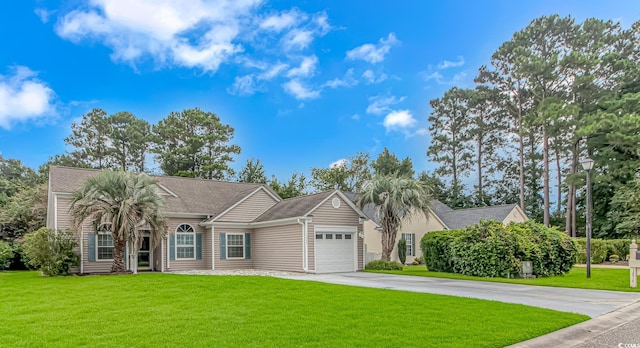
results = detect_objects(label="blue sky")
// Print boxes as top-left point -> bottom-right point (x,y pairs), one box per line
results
1,1 -> 639,180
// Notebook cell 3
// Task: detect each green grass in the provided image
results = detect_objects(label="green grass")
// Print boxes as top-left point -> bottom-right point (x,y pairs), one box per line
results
368,265 -> 640,292
0,272 -> 587,347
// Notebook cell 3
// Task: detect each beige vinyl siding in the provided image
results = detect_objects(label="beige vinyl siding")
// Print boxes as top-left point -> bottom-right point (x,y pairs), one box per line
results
503,207 -> 528,224
216,189 -> 278,222
214,228 -> 254,270
308,194 -> 363,271
56,195 -> 81,273
253,224 -> 303,272
166,217 -> 211,271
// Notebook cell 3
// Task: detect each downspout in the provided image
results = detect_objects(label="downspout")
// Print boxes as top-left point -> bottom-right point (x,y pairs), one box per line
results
297,218 -> 309,272
211,224 -> 215,270
80,226 -> 84,274
166,234 -> 171,270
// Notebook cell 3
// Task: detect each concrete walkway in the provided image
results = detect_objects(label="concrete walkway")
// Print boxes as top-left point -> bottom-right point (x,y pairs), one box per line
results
280,272 -> 640,317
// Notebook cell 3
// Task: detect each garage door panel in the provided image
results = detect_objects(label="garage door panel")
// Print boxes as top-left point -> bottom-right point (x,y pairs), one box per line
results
315,232 -> 356,273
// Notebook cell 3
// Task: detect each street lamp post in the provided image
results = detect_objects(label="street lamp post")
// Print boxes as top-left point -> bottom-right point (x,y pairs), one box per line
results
581,158 -> 595,279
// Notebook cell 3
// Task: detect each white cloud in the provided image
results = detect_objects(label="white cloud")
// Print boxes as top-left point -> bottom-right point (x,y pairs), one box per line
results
366,94 -> 406,115
283,80 -> 320,100
258,63 -> 288,80
0,66 -> 56,129
330,158 -> 348,168
286,55 -> 318,78
423,70 -> 468,85
323,69 -> 358,89
260,9 -> 306,32
362,69 -> 388,84
437,56 -> 465,69
352,113 -> 360,120
227,74 -> 262,96
34,8 -> 53,23
346,33 -> 399,64
422,56 -> 468,85
281,29 -> 314,51
55,0 -> 264,72
383,110 -> 417,131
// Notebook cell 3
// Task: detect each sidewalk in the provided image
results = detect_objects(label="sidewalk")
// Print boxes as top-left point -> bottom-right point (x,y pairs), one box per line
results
508,300 -> 640,348
573,263 -> 628,269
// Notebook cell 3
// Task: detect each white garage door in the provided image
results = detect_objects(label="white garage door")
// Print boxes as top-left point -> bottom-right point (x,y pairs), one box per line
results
315,231 -> 356,273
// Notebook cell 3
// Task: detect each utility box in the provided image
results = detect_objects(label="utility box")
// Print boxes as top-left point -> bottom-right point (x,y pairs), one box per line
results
521,261 -> 535,278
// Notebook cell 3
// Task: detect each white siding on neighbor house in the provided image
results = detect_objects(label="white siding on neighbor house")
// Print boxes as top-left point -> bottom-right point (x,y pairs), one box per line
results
388,210 -> 446,264
214,228 -> 254,270
165,217 -> 211,271
253,224 -> 303,272
308,194 -> 363,272
215,189 -> 278,222
503,207 -> 528,224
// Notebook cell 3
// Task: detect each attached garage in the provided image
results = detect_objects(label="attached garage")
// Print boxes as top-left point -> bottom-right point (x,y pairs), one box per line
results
314,227 -> 358,273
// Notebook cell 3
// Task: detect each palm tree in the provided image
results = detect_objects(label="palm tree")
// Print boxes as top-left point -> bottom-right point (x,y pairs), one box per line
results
358,175 -> 431,261
70,170 -> 167,273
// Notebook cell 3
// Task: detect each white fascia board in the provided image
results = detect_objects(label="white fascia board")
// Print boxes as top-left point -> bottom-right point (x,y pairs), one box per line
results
204,216 -> 310,229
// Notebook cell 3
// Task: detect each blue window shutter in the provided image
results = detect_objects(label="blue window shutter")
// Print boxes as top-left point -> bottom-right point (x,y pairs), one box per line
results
244,233 -> 251,259
196,233 -> 202,260
88,233 -> 96,262
220,233 -> 226,260
169,234 -> 175,261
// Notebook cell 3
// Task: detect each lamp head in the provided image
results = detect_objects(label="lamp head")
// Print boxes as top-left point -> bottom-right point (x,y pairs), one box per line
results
580,158 -> 595,171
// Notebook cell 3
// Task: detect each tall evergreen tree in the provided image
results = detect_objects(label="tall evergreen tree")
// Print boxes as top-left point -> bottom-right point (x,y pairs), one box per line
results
152,108 -> 240,180
372,147 -> 414,177
237,158 -> 267,184
427,87 -> 472,208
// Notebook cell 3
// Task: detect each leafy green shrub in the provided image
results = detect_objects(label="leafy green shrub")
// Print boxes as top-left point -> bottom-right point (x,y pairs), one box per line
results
574,238 -> 632,263
22,228 -> 80,276
0,240 -> 12,270
422,220 -> 576,278
365,260 -> 404,271
449,221 -> 520,278
398,238 -> 407,265
509,221 -> 576,276
421,230 -> 460,272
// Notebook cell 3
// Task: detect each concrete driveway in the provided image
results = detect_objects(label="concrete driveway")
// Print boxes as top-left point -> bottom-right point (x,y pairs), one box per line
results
281,272 -> 640,317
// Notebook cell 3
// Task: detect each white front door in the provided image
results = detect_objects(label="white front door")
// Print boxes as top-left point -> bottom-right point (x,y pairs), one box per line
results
137,235 -> 152,271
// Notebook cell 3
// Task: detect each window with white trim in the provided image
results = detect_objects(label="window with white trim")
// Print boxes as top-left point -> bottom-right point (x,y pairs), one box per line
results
176,224 -> 195,259
97,223 -> 114,260
401,233 -> 416,256
227,234 -> 244,259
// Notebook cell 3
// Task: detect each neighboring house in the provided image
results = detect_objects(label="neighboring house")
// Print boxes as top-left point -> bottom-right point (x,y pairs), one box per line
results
354,198 -> 528,264
47,166 -> 368,274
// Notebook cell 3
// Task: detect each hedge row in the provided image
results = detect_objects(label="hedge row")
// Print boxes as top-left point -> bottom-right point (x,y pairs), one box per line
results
574,238 -> 633,263
421,220 -> 577,278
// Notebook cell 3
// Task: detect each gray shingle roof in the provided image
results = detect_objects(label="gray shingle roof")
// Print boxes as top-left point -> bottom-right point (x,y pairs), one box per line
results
437,204 -> 520,230
343,192 -> 518,230
253,191 -> 334,222
49,166 -> 272,216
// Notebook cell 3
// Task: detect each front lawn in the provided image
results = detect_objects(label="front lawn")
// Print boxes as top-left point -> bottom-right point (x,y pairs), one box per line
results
368,265 -> 640,292
0,272 -> 586,347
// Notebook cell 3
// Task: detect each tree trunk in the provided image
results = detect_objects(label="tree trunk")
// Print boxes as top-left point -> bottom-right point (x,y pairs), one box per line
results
555,146 -> 562,213
517,85 -> 525,211
477,138 -> 483,205
543,124 -> 550,226
111,239 -> 127,273
565,186 -> 573,235
381,218 -> 398,261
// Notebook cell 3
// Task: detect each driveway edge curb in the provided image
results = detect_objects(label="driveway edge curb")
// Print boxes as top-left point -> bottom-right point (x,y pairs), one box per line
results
508,300 -> 640,348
